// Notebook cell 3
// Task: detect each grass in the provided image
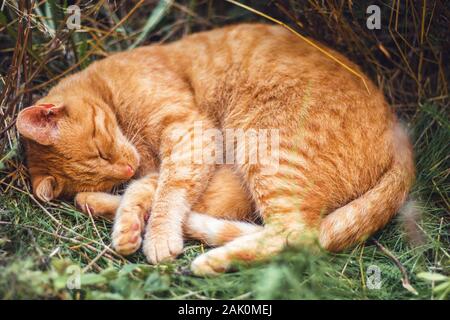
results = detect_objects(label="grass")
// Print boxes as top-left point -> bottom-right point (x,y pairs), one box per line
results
0,1 -> 449,299
0,103 -> 448,300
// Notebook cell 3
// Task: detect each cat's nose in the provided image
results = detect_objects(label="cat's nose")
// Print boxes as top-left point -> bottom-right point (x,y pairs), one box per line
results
124,164 -> 135,178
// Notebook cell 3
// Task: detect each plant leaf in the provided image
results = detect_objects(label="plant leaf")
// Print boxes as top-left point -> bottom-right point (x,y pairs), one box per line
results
417,272 -> 448,282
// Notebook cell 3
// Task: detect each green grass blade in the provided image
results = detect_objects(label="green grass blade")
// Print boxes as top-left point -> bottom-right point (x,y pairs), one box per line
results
129,0 -> 173,49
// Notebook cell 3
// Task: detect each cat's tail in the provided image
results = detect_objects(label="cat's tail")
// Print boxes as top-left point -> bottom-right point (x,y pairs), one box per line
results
319,122 -> 415,251
184,212 -> 263,247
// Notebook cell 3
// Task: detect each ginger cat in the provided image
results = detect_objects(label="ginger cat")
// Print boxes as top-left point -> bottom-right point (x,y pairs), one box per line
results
16,24 -> 414,276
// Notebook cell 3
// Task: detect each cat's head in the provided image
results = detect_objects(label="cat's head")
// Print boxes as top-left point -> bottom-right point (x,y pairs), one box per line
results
16,94 -> 140,202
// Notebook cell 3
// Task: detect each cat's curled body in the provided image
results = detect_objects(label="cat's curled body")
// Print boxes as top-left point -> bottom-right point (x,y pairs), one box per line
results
17,24 -> 414,275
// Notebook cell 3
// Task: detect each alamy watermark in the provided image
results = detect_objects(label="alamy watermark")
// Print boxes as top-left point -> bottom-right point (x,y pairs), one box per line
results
367,265 -> 382,289
0,3 -> 383,33
366,5 -> 381,30
169,121 -> 280,175
66,5 -> 81,30
66,265 -> 81,290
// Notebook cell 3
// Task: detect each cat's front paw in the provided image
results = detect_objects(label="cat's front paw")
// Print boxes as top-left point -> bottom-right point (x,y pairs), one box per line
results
142,224 -> 184,264
112,205 -> 148,256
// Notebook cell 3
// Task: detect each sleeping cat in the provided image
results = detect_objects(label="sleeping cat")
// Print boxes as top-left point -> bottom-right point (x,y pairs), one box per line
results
16,23 -> 414,276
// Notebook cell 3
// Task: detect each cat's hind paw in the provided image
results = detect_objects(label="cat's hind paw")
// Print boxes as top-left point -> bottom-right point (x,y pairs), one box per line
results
190,248 -> 230,277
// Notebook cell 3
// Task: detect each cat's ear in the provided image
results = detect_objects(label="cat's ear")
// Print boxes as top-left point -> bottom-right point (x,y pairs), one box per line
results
32,175 -> 59,202
16,103 -> 65,145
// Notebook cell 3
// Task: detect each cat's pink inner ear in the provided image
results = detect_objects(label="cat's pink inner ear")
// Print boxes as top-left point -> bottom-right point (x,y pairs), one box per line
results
16,104 -> 65,145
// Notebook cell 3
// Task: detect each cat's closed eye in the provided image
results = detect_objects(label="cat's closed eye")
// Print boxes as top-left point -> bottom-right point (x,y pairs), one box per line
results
97,148 -> 111,161
94,142 -> 111,161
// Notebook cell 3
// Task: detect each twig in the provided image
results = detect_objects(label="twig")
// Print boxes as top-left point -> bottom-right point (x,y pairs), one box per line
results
225,0 -> 370,94
0,181 -> 126,262
82,246 -> 110,273
0,220 -> 120,264
85,204 -> 106,246
373,239 -> 418,295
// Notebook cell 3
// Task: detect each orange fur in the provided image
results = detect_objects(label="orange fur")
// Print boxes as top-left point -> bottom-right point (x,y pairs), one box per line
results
16,23 -> 415,275
74,167 -> 260,251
